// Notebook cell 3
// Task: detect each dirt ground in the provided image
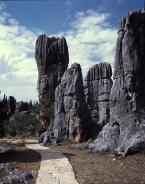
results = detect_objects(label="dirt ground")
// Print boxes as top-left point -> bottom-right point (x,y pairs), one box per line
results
1,140 -> 145,184
0,142 -> 41,183
50,143 -> 145,184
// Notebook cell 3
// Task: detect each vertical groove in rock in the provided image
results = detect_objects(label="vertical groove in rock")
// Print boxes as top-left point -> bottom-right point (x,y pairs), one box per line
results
35,34 -> 69,102
53,63 -> 96,142
89,10 -> 145,155
84,62 -> 113,128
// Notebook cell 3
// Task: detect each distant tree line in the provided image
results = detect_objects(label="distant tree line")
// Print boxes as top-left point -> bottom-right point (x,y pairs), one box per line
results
0,95 -> 16,137
0,92 -> 41,137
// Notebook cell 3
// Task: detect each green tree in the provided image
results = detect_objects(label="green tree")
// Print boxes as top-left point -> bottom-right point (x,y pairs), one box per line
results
0,95 -> 8,137
39,95 -> 54,129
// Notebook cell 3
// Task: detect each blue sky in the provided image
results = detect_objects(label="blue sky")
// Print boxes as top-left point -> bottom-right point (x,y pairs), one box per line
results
4,0 -> 144,32
0,0 -> 144,101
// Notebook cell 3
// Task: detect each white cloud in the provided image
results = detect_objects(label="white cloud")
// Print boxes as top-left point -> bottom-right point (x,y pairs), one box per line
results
58,9 -> 117,75
0,9 -> 40,101
0,6 -> 117,101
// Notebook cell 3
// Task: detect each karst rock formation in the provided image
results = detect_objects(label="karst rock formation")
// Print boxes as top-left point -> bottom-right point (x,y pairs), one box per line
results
53,63 -> 96,142
84,62 -> 113,129
36,10 -> 145,154
89,10 -> 145,155
35,34 -> 69,102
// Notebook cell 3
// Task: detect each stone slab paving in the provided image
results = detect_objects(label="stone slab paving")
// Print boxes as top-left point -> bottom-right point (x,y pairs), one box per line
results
25,139 -> 79,184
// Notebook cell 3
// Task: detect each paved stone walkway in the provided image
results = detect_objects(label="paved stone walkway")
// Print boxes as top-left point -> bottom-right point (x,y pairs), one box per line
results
25,139 -> 79,184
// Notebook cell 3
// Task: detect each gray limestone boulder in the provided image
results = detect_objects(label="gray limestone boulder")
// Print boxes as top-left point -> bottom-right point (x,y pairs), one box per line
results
0,164 -> 33,184
39,131 -> 57,145
88,123 -> 120,153
0,144 -> 10,153
89,10 -> 145,156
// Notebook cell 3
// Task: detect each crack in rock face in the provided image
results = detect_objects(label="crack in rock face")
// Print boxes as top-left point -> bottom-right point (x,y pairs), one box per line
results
89,10 -> 145,156
35,34 -> 69,102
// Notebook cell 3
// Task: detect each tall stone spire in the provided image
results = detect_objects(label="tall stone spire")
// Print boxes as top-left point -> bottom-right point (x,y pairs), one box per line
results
88,10 -> 145,156
35,35 -> 69,102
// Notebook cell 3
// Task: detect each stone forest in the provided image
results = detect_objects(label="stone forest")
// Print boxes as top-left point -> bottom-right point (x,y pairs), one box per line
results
38,9 -> 145,156
1,8 -> 145,184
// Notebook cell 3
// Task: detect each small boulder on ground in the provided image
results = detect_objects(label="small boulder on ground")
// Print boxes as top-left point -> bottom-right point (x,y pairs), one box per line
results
0,163 -> 33,184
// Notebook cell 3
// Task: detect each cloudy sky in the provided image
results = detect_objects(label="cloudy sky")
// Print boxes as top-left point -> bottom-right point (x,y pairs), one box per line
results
0,0 -> 144,101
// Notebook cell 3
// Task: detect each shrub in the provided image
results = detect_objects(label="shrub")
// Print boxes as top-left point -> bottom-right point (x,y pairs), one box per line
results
39,95 -> 54,129
4,111 -> 40,137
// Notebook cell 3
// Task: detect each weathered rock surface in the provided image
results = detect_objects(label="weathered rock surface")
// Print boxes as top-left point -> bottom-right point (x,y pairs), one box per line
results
0,144 -> 10,153
89,10 -> 145,155
35,34 -> 69,102
0,163 -> 33,184
84,62 -> 113,128
39,131 -> 57,145
53,63 -> 96,142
